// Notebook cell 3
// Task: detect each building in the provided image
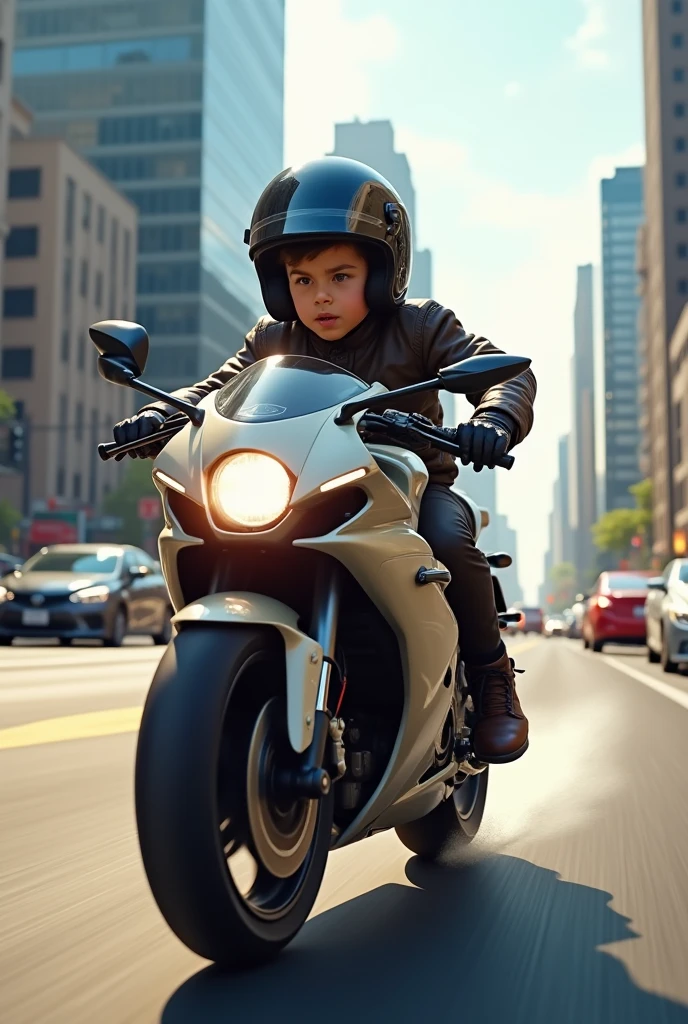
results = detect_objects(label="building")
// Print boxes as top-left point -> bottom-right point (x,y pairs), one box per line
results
0,0 -> 17,346
555,434 -> 574,566
641,0 -> 688,556
601,168 -> 644,510
12,0 -> 285,395
330,119 -> 433,298
568,265 -> 597,582
668,303 -> 688,552
0,136 -> 137,514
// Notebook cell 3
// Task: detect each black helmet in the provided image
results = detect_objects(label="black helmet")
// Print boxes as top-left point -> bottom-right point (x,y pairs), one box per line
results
244,156 -> 412,322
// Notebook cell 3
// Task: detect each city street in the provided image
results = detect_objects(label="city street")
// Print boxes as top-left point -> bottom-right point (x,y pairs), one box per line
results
2,635 -> 688,1024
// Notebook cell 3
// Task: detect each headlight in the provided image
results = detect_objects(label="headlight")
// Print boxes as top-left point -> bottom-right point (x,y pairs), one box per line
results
669,609 -> 688,625
0,587 -> 13,603
210,452 -> 292,529
69,585 -> 111,604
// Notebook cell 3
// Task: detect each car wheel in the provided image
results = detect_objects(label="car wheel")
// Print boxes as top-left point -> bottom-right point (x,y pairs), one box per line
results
592,639 -> 604,653
648,646 -> 661,664
104,608 -> 127,648
661,631 -> 678,674
152,607 -> 173,646
59,637 -> 73,647
0,636 -> 13,646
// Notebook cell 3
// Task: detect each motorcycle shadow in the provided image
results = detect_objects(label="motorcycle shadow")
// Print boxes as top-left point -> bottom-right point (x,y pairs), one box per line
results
161,852 -> 688,1024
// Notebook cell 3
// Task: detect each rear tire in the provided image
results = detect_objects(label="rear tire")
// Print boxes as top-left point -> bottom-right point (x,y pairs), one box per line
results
135,625 -> 333,967
592,639 -> 604,653
0,636 -> 13,646
152,606 -> 173,646
104,608 -> 127,648
395,769 -> 489,860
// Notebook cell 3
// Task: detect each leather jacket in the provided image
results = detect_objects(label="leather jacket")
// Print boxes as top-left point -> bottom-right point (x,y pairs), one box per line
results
145,300 -> 537,485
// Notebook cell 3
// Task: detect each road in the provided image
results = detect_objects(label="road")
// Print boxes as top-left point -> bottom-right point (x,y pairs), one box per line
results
2,635 -> 688,1024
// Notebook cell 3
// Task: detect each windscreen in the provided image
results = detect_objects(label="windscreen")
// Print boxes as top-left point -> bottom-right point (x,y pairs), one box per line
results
607,573 -> 650,591
22,549 -> 121,574
215,355 -> 369,423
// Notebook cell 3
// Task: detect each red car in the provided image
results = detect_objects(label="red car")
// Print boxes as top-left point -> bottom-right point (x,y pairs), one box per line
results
582,571 -> 654,652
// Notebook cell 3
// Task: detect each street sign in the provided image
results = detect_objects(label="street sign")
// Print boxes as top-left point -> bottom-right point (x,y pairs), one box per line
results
138,496 -> 162,521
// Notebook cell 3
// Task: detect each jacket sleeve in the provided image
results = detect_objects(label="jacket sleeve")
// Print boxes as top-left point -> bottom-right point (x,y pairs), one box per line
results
140,316 -> 272,417
420,301 -> 537,446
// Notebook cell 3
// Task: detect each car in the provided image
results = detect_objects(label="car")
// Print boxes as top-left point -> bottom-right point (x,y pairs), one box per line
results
566,596 -> 587,639
0,543 -> 173,647
544,614 -> 566,637
645,558 -> 688,673
582,570 -> 654,653
516,607 -> 544,634
0,552 -> 22,576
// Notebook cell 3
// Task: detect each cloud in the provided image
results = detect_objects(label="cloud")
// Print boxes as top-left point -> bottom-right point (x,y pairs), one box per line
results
566,0 -> 610,69
504,81 -> 524,99
284,0 -> 402,167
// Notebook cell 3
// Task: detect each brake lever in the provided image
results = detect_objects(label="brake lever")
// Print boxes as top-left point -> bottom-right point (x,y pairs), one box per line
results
97,420 -> 186,462
360,410 -> 515,470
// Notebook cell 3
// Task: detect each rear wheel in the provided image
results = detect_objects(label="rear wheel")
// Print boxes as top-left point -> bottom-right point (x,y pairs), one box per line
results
661,630 -> 678,674
59,637 -> 73,647
592,639 -> 604,653
648,646 -> 661,664
104,608 -> 127,648
0,636 -> 13,646
395,769 -> 489,860
135,625 -> 332,967
152,606 -> 173,646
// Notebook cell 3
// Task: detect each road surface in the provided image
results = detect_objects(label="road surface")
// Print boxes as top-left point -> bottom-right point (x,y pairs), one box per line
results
2,635 -> 688,1023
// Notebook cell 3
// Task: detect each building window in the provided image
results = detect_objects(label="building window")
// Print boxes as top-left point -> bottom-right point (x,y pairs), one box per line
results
679,279 -> 688,294
75,402 -> 84,443
56,467 -> 66,498
673,0 -> 684,12
675,68 -> 685,82
4,225 -> 38,258
95,271 -> 103,307
678,209 -> 687,224
1,347 -> 34,379
3,287 -> 36,317
109,219 -> 119,313
679,243 -> 688,258
676,103 -> 686,118
61,329 -> 70,362
77,331 -> 86,371
73,473 -> 82,500
677,137 -> 686,152
65,177 -> 76,243
123,229 -> 131,292
63,257 -> 72,315
673,33 -> 684,48
82,192 -> 92,230
97,205 -> 105,243
8,167 -> 41,199
79,259 -> 89,298
678,172 -> 687,189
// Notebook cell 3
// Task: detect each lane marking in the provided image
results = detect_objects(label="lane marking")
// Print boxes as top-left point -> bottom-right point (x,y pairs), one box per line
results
0,706 -> 142,751
505,637 -> 543,656
602,655 -> 688,712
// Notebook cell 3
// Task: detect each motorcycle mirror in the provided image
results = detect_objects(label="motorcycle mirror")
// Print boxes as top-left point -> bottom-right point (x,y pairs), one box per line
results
89,320 -> 149,385
438,353 -> 531,395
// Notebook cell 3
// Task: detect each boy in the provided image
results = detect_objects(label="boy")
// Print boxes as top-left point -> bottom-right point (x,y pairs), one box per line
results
114,156 -> 537,764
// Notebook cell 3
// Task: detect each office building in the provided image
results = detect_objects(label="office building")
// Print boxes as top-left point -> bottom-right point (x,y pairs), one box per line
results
330,119 -> 433,298
601,167 -> 644,510
0,0 -> 17,346
641,0 -> 688,556
569,265 -> 597,581
0,136 -> 137,512
13,0 -> 285,394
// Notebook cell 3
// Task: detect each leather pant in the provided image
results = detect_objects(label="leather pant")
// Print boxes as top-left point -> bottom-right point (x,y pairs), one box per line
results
417,483 -> 504,666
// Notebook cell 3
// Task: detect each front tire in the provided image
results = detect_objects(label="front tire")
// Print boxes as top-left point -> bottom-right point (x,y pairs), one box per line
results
592,639 -> 604,653
135,625 -> 332,967
104,608 -> 127,648
395,769 -> 489,860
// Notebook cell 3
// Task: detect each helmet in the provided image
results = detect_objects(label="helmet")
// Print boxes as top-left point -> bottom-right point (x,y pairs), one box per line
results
244,156 -> 412,322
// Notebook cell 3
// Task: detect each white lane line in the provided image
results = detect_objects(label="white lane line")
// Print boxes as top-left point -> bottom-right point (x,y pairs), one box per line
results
602,655 -> 688,712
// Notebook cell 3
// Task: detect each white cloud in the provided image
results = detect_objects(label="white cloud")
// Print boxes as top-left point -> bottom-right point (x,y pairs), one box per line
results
504,81 -> 524,99
566,0 -> 610,69
284,0 -> 402,167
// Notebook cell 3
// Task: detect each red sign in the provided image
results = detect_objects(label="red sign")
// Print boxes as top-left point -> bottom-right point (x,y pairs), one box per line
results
29,519 -> 78,545
138,497 -> 162,521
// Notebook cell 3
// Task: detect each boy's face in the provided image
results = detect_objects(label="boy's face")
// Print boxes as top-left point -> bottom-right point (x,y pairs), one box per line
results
286,244 -> 369,341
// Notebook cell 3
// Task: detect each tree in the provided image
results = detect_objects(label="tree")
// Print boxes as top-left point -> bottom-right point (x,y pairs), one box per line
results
547,561 -> 577,611
102,459 -> 160,547
0,500 -> 21,550
0,390 -> 16,423
592,478 -> 653,566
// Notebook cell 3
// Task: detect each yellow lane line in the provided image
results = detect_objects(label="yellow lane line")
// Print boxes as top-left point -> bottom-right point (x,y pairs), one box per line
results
505,637 -> 543,656
0,706 -> 142,752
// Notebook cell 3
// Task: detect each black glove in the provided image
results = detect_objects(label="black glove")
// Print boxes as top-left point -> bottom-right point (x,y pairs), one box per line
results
454,416 -> 511,472
112,409 -> 168,461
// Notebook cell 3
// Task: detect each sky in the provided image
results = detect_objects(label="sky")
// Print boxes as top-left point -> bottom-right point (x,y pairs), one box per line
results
283,0 -> 645,601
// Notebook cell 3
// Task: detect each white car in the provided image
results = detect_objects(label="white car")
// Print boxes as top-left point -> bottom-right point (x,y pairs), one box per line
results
544,614 -> 566,637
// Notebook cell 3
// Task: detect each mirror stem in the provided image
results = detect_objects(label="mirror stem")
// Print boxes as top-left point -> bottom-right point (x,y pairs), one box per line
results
129,379 -> 204,426
336,377 -> 441,424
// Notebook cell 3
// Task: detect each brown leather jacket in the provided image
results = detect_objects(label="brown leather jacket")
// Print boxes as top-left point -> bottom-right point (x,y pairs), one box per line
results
146,300 -> 537,485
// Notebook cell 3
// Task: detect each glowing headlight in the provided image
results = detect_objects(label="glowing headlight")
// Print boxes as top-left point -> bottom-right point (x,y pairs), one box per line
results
69,585 -> 111,604
210,452 -> 292,529
0,587 -> 13,603
670,608 -> 688,625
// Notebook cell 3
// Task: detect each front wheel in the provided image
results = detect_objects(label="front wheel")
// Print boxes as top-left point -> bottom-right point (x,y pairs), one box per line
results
395,769 -> 489,860
135,625 -> 333,967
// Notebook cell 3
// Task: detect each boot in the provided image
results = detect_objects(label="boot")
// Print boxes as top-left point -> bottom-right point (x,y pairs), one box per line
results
464,652 -> 529,764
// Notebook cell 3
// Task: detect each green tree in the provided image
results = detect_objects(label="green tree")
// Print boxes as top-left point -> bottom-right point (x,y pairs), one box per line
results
0,500 -> 21,550
0,389 -> 16,423
102,459 -> 161,547
548,561 -> 577,611
592,478 -> 653,566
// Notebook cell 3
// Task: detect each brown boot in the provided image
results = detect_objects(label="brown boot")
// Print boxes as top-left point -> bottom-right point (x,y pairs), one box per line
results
465,652 -> 529,764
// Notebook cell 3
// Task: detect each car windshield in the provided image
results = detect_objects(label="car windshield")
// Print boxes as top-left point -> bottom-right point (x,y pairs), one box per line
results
215,355 -> 369,423
21,549 -> 121,575
679,564 -> 688,584
607,573 -> 650,591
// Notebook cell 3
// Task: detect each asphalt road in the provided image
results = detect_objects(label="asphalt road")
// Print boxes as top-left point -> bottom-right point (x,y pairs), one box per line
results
2,635 -> 688,1024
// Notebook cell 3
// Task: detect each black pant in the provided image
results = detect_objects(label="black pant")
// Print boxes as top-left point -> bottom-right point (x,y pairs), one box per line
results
417,484 -> 504,666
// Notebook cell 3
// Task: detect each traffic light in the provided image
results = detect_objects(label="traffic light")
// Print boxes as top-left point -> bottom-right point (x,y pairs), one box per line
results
8,424 -> 25,467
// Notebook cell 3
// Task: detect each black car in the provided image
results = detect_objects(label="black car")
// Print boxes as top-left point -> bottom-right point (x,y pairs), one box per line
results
0,544 -> 172,646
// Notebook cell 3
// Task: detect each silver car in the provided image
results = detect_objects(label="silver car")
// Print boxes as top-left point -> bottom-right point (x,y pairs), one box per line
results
645,559 -> 688,672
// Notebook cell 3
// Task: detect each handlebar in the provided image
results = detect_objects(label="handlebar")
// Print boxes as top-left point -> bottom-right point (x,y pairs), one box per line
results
97,412 -> 188,461
360,410 -> 515,470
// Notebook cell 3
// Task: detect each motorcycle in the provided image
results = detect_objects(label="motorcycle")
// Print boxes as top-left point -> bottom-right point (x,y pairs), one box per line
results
90,319 -> 529,968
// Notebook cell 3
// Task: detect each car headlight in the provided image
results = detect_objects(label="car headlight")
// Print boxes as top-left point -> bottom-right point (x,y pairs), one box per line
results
0,587 -> 14,603
69,585 -> 111,604
209,452 -> 292,529
669,609 -> 688,625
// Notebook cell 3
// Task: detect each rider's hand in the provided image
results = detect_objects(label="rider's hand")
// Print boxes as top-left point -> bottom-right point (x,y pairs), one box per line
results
112,409 -> 167,461
454,416 -> 511,472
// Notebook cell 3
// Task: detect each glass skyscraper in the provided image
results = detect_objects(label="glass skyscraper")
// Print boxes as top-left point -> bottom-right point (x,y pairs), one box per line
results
13,0 -> 285,391
601,167 -> 644,511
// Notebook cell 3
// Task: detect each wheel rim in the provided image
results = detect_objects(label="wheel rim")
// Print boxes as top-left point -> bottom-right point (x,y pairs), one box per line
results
217,668 -> 321,922
453,773 -> 483,821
